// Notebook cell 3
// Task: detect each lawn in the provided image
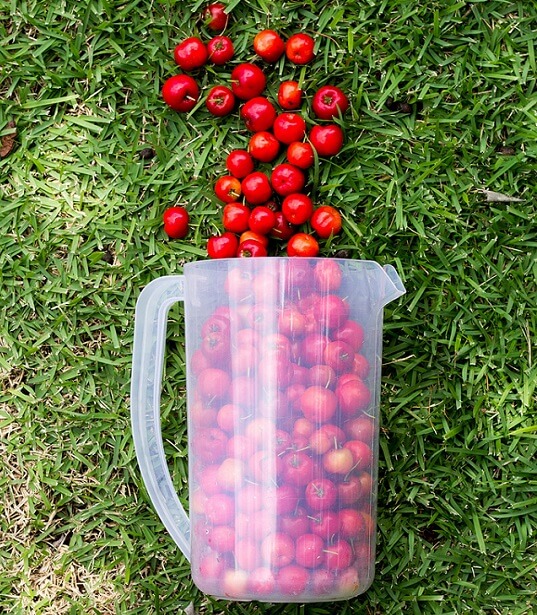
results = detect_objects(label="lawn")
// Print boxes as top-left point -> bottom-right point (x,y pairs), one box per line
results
1,0 -> 536,613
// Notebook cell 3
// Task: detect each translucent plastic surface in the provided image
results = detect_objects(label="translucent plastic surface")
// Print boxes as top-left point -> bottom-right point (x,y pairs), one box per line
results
131,258 -> 405,602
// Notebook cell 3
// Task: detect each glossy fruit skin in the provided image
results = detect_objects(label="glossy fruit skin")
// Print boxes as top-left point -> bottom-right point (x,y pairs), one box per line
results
282,193 -> 314,225
270,211 -> 295,240
286,141 -> 314,169
285,33 -> 315,64
241,171 -> 273,205
207,232 -> 239,258
240,96 -> 277,132
231,63 -> 267,100
162,206 -> 189,239
309,124 -> 344,157
287,233 -> 319,257
214,175 -> 241,203
311,205 -> 343,238
222,202 -> 250,234
249,206 -> 277,235
249,131 -> 280,163
273,113 -> 307,144
237,238 -> 268,257
312,85 -> 349,119
174,37 -> 208,71
271,163 -> 306,197
226,149 -> 254,178
162,75 -> 200,112
206,85 -> 236,116
202,3 -> 229,32
254,29 -> 286,62
207,35 -> 234,65
278,80 -> 303,110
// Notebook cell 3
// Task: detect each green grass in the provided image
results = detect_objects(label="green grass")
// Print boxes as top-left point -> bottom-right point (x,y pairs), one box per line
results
1,0 -> 536,613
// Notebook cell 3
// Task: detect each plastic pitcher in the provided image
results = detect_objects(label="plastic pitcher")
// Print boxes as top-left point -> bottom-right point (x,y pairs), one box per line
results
131,258 -> 405,602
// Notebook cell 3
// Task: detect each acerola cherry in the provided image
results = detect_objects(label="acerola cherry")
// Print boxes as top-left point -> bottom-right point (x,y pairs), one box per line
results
231,63 -> 267,100
241,171 -> 273,205
287,233 -> 319,257
249,206 -> 277,235
248,131 -> 280,163
207,232 -> 239,259
278,80 -> 303,110
287,141 -> 314,169
309,124 -> 344,157
237,238 -> 268,258
162,75 -> 200,112
173,37 -> 208,71
273,113 -> 307,144
253,29 -> 286,63
214,175 -> 241,203
271,163 -> 306,196
286,33 -> 315,64
206,85 -> 235,116
162,206 -> 189,239
207,35 -> 234,65
226,149 -> 254,178
282,193 -> 314,225
240,96 -> 277,131
202,3 -> 229,32
311,205 -> 343,238
312,85 -> 349,119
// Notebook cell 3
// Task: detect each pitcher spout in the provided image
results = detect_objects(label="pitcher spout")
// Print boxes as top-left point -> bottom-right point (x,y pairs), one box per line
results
381,264 -> 406,306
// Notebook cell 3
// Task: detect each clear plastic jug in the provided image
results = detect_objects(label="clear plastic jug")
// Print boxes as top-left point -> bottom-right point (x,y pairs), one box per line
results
131,258 -> 405,602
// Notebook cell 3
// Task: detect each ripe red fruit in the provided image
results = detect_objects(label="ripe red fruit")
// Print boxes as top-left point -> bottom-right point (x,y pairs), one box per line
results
214,175 -> 241,203
241,171 -> 273,205
222,202 -> 250,234
295,533 -> 325,569
278,80 -> 303,109
305,477 -> 338,511
287,232 -> 319,257
261,532 -> 295,568
300,386 -> 337,423
237,238 -> 268,258
231,63 -> 267,100
162,206 -> 189,239
270,211 -> 295,241
240,96 -> 277,131
162,74 -> 200,112
282,193 -> 314,225
249,206 -> 277,235
248,131 -> 280,163
309,124 -> 344,157
336,377 -> 371,415
273,113 -> 306,144
285,33 -> 315,64
271,163 -> 306,196
225,149 -> 254,178
311,205 -> 343,238
173,37 -> 208,71
324,538 -> 354,571
324,340 -> 355,373
207,232 -> 239,259
202,3 -> 229,32
314,259 -> 343,292
287,141 -> 314,169
207,35 -> 234,65
312,85 -> 349,119
278,564 -> 309,595
206,85 -> 236,116
253,29 -> 285,63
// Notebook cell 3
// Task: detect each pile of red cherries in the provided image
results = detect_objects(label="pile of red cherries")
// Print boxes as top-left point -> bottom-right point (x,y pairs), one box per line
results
160,3 -> 349,259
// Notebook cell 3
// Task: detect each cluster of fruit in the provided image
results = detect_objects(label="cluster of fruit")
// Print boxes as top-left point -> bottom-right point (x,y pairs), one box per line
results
160,3 -> 349,259
188,260 -> 375,599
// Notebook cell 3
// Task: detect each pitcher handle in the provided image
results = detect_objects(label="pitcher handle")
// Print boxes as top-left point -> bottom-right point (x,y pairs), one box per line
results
131,275 -> 191,561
